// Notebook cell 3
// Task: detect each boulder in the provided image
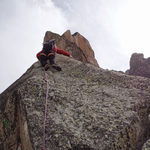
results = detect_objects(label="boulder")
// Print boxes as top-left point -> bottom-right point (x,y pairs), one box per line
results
0,54 -> 150,150
129,53 -> 150,78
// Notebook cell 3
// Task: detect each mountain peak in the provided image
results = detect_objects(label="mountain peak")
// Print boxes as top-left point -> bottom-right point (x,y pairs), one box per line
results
44,30 -> 99,67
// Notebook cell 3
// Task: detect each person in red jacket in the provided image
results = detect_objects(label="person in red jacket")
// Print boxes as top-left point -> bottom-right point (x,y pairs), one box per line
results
36,39 -> 72,71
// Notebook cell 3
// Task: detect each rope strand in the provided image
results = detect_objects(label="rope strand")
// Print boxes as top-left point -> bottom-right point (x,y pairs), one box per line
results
42,68 -> 49,150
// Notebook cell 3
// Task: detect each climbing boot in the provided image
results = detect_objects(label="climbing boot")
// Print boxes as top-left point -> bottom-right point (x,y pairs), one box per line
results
44,64 -> 50,71
52,64 -> 62,71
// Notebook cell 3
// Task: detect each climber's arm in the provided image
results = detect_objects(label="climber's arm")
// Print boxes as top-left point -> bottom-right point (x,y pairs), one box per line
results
53,47 -> 71,57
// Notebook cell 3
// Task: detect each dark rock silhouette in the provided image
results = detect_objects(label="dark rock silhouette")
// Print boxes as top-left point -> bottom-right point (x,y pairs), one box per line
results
129,53 -> 150,78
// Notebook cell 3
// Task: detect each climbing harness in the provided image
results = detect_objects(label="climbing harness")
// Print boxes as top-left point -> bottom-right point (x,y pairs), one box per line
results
42,68 -> 49,150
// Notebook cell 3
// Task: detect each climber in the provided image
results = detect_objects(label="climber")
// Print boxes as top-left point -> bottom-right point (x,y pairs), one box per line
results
36,39 -> 72,71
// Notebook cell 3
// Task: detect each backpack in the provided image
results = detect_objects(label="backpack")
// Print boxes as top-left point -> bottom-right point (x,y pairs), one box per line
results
43,39 -> 55,54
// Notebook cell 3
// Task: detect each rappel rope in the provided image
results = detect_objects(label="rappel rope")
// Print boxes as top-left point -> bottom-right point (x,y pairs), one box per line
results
42,68 -> 49,150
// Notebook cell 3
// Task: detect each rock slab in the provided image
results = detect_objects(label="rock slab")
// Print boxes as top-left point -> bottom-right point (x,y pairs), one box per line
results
0,55 -> 150,149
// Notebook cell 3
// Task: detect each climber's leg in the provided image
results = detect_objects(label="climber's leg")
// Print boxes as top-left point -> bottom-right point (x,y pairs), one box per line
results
48,53 -> 61,71
47,53 -> 55,65
40,53 -> 47,66
40,53 -> 50,71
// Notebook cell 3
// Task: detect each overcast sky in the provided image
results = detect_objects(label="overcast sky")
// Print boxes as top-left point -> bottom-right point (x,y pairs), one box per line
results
1,0 -> 150,93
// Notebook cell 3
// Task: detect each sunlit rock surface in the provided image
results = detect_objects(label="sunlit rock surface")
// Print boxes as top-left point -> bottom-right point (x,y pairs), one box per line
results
44,30 -> 99,68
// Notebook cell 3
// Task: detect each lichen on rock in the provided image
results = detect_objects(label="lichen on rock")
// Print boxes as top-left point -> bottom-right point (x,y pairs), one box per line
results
0,54 -> 150,149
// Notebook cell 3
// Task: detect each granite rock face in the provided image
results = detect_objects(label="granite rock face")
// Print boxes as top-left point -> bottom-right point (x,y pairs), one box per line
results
44,30 -> 99,68
129,53 -> 150,78
0,54 -> 150,150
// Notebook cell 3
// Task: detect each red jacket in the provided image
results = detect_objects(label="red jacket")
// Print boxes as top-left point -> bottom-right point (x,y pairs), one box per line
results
36,47 -> 70,60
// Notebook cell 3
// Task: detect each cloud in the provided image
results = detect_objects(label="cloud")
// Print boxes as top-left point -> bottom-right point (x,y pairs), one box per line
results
1,0 -> 150,93
53,0 -> 130,71
0,0 -> 69,93
114,0 -> 150,57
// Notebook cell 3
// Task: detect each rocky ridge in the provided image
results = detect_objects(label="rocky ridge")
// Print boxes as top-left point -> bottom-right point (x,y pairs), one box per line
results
43,30 -> 99,68
1,31 -> 150,150
0,54 -> 150,149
